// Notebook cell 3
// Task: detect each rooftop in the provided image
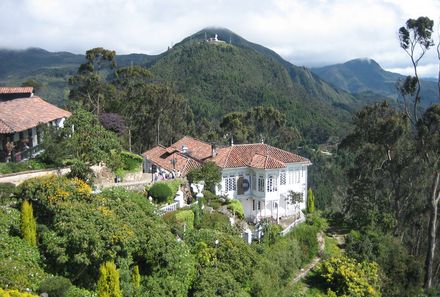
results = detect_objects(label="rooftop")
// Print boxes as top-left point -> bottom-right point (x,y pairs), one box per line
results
0,96 -> 71,134
0,86 -> 34,94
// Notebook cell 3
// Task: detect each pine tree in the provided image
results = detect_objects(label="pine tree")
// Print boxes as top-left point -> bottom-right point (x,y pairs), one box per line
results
97,261 -> 122,297
20,200 -> 36,246
307,188 -> 315,214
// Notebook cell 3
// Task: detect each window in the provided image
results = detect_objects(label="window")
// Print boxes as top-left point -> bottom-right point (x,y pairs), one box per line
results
224,175 -> 236,192
280,171 -> 286,185
252,174 -> 256,191
253,200 -> 262,211
288,169 -> 294,184
296,170 -> 300,183
301,166 -> 304,178
267,175 -> 277,192
258,176 -> 265,192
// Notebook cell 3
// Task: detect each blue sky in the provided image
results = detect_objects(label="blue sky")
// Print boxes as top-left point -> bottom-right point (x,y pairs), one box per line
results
1,0 -> 439,77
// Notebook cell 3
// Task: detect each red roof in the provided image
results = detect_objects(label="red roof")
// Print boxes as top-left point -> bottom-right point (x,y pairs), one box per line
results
170,136 -> 213,160
143,136 -> 311,173
142,145 -> 201,176
211,143 -> 310,169
0,96 -> 71,134
0,87 -> 33,94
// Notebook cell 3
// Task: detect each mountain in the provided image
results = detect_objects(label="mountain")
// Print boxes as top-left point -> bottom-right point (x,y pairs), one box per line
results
0,28 -> 373,142
149,28 -> 371,142
312,58 -> 439,107
0,48 -> 157,106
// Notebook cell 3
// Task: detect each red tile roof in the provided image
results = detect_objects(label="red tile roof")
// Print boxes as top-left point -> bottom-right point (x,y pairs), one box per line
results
211,143 -> 310,169
0,87 -> 33,94
143,136 -> 311,173
0,96 -> 71,134
142,145 -> 202,176
170,136 -> 213,160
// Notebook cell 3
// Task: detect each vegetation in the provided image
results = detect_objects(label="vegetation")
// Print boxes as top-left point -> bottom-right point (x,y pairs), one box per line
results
186,161 -> 221,192
20,200 -> 36,246
148,180 -> 179,204
307,188 -> 315,214
97,261 -> 122,297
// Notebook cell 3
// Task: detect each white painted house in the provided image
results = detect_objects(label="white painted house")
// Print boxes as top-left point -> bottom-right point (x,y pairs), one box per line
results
143,136 -> 311,222
211,143 -> 311,222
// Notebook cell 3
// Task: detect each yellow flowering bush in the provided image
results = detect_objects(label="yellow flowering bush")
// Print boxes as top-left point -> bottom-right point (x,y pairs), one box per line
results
315,256 -> 381,297
0,288 -> 39,297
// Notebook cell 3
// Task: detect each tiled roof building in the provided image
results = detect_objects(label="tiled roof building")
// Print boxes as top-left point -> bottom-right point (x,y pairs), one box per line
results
0,87 -> 71,162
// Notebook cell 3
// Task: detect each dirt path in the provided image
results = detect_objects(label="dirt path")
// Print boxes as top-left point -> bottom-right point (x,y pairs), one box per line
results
289,231 -> 325,286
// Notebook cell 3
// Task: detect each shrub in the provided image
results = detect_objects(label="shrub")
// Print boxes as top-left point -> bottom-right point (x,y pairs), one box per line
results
21,200 -> 36,246
163,209 -> 195,238
66,159 -> 95,184
148,182 -> 174,204
38,275 -> 72,297
287,223 -> 319,264
0,236 -> 46,291
227,199 -> 244,219
199,212 -> 234,233
306,211 -> 329,232
0,160 -> 50,174
97,261 -> 122,297
0,288 -> 39,297
63,286 -> 93,297
0,182 -> 16,204
314,256 -> 381,297
307,188 -> 315,213
120,151 -> 143,172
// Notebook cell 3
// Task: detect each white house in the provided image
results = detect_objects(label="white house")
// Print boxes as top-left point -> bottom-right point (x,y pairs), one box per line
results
210,143 -> 311,222
143,136 -> 311,222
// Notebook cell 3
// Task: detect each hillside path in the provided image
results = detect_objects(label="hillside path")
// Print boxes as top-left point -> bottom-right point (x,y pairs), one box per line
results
289,231 -> 325,286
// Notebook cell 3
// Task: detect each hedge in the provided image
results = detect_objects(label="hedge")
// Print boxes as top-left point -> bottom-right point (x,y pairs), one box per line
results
149,182 -> 174,204
227,200 -> 244,219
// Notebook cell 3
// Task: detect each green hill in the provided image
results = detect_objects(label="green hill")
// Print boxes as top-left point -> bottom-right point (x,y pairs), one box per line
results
0,48 -> 157,106
312,58 -> 439,108
150,28 -> 364,141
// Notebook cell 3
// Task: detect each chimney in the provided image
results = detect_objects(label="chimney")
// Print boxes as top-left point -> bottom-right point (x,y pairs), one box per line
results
211,144 -> 217,157
230,136 -> 234,146
181,145 -> 188,154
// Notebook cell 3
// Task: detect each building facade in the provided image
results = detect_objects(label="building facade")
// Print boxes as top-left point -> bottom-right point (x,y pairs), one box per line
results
0,87 -> 71,162
143,136 -> 311,222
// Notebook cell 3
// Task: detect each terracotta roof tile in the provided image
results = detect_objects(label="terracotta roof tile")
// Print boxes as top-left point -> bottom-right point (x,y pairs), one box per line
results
211,143 -> 310,169
0,96 -> 71,134
0,87 -> 33,94
142,145 -> 202,176
171,136 -> 213,160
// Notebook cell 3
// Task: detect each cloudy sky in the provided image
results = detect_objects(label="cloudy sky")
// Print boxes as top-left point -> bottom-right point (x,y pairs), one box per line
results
1,0 -> 439,77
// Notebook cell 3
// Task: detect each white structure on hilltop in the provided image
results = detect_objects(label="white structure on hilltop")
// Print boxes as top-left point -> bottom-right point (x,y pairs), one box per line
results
143,136 -> 311,222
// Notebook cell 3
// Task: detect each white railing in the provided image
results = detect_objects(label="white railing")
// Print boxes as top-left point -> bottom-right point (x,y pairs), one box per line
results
158,201 -> 180,214
280,211 -> 306,236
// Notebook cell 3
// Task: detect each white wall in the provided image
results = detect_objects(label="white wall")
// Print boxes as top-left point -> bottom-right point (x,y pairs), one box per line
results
216,163 -> 310,219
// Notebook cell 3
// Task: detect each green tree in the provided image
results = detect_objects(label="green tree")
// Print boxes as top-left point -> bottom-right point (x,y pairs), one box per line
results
398,17 -> 434,122
307,188 -> 315,214
21,200 -> 36,246
187,161 -> 222,192
69,48 -> 117,116
97,261 -> 122,297
38,109 -> 122,170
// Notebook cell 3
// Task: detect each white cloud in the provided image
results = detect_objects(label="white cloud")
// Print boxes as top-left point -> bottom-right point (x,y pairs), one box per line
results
0,0 -> 439,76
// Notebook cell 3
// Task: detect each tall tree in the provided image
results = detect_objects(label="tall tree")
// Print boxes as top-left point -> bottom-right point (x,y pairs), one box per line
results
21,200 -> 36,246
398,17 -> 434,122
399,16 -> 440,290
69,48 -> 117,116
